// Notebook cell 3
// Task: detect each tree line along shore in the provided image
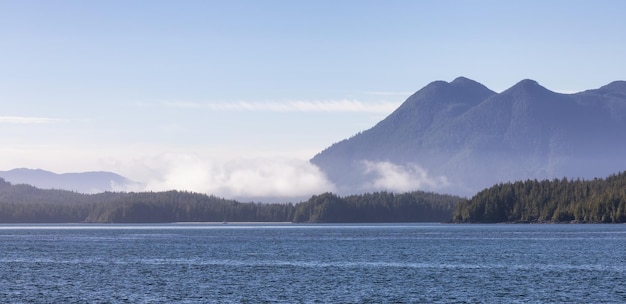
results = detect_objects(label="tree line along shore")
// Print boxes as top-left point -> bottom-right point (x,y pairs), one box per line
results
1,171 -> 625,223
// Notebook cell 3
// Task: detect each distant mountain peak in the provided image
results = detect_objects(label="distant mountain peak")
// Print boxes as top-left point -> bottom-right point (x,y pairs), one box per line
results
419,80 -> 449,91
11,168 -> 46,172
415,77 -> 495,98
452,76 -> 472,82
422,77 -> 489,90
449,77 -> 494,95
0,168 -> 135,193
388,77 -> 496,117
450,76 -> 481,86
501,79 -> 556,98
512,79 -> 542,89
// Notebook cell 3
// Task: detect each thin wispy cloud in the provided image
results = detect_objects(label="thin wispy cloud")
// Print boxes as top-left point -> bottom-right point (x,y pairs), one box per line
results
159,100 -> 401,114
365,91 -> 414,96
0,116 -> 64,124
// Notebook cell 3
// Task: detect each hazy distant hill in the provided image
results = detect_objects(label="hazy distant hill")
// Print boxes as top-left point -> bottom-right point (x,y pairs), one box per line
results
311,77 -> 626,196
0,168 -> 133,193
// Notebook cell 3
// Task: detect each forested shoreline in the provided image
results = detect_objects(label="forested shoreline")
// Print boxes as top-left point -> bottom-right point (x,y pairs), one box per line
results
4,171 -> 626,224
453,172 -> 626,223
293,192 -> 458,223
0,178 -> 460,223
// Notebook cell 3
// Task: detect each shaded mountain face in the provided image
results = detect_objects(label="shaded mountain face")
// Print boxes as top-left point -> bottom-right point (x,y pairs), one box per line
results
0,168 -> 134,193
311,77 -> 626,196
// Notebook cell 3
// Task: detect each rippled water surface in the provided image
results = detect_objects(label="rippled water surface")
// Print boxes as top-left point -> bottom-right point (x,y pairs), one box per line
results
1,223 -> 626,303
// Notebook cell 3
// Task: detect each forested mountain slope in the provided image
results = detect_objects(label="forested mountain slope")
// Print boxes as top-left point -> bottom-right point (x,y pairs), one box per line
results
311,77 -> 626,196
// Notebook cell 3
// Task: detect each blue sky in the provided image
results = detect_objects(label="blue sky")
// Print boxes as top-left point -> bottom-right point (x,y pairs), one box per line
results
1,0 -> 625,200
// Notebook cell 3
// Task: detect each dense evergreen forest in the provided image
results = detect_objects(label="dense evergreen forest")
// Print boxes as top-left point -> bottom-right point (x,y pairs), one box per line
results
6,170 -> 626,224
453,172 -> 626,223
293,192 -> 459,223
0,178 -> 460,223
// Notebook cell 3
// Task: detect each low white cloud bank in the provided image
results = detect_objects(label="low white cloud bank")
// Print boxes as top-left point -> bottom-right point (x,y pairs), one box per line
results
0,116 -> 63,124
122,153 -> 335,201
160,99 -> 400,114
361,160 -> 449,193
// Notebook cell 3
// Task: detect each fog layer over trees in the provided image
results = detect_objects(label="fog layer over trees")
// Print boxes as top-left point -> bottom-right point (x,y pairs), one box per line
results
0,178 -> 459,223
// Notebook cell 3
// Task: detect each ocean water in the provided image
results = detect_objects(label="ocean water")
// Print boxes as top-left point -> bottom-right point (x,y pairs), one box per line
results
1,223 -> 625,303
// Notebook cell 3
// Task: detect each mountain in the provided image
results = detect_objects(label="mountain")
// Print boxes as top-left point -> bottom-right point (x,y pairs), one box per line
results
0,168 -> 134,193
311,77 -> 626,196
